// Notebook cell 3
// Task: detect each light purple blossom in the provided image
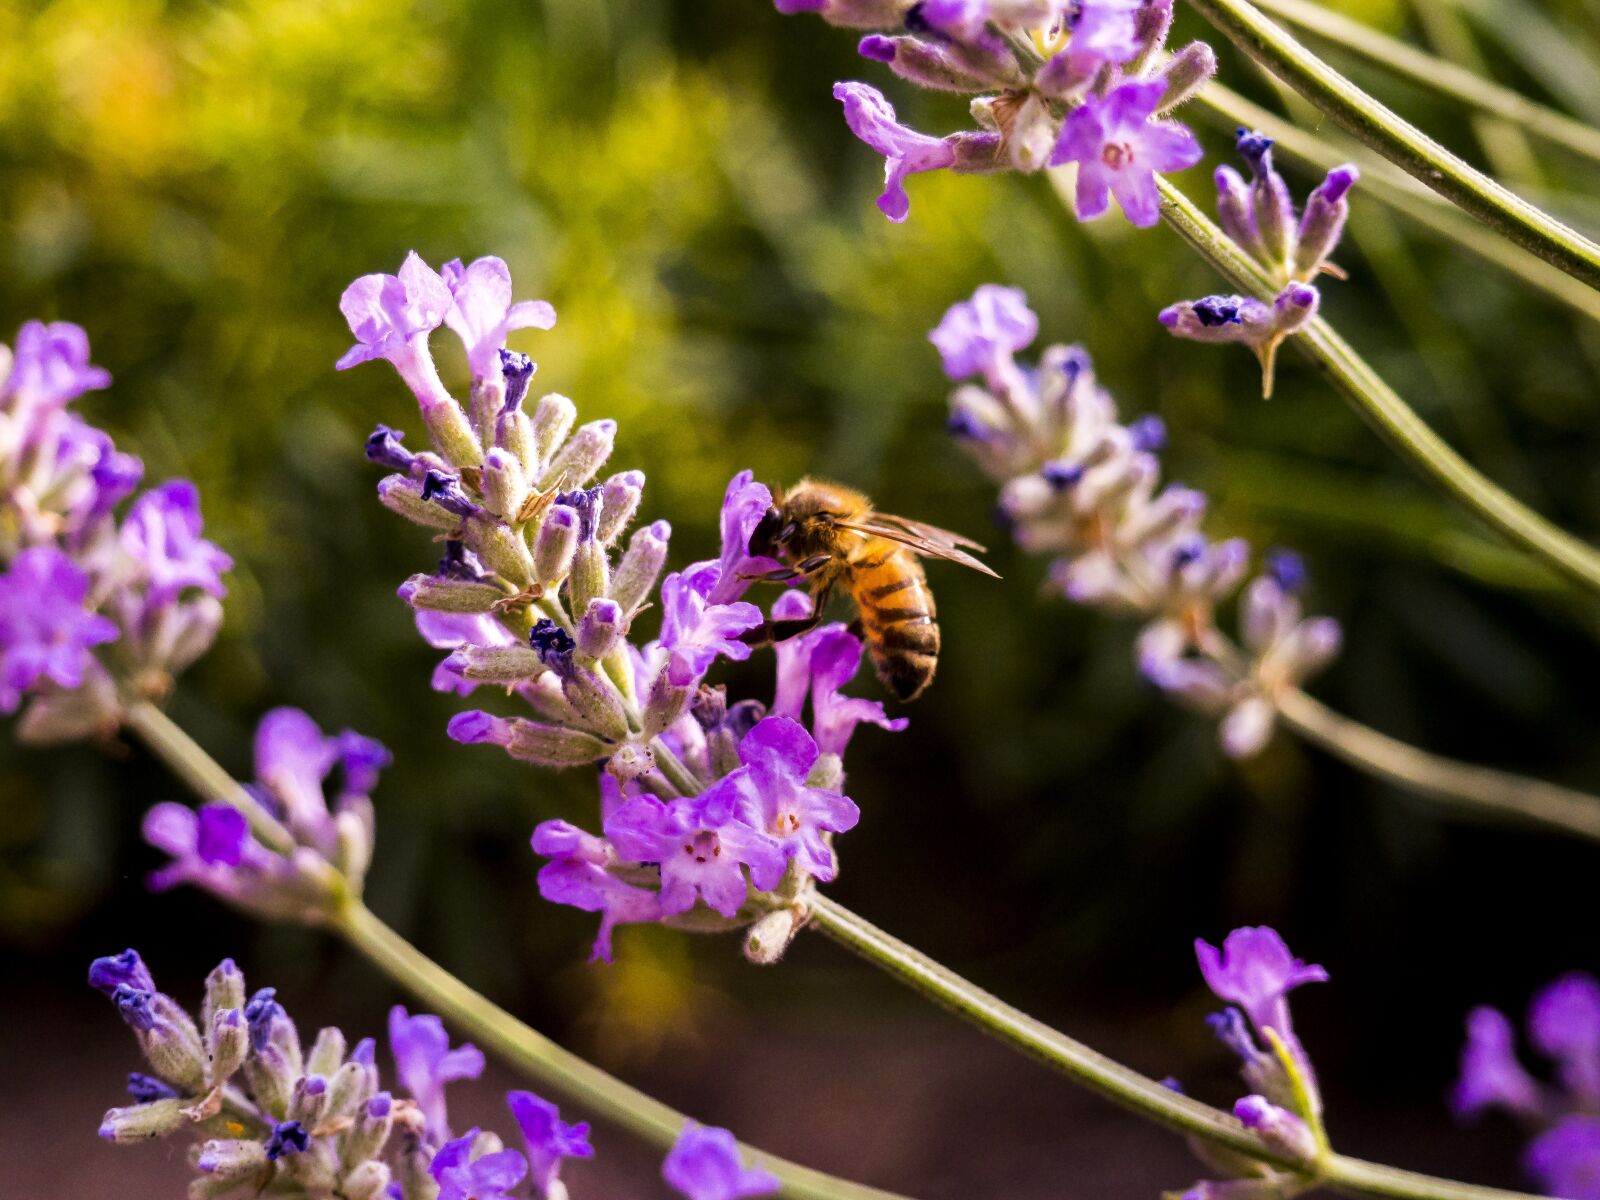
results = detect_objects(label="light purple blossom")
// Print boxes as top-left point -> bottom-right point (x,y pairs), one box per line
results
771,613 -> 905,758
118,481 -> 233,607
533,820 -> 664,962
1527,1117 -> 1600,1200
1195,926 -> 1327,1042
663,1123 -> 780,1200
702,717 -> 860,881
336,251 -> 456,408
929,284 -> 1039,383
506,1089 -> 594,1195
659,570 -> 763,688
1,320 -> 111,409
431,1131 -> 528,1200
439,256 -> 557,383
1070,0 -> 1144,66
703,470 -> 785,605
0,546 -> 118,712
1530,973 -> 1600,1102
1453,1006 -> 1544,1120
1050,80 -> 1201,227
142,800 -> 274,899
605,792 -> 785,919
833,82 -> 959,223
390,1006 -> 486,1145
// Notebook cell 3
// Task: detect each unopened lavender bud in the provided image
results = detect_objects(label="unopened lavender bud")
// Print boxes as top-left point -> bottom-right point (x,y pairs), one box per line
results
481,449 -> 528,522
576,598 -> 624,660
420,469 -> 478,518
744,908 -> 800,965
342,1160 -> 393,1200
1221,695 -> 1277,759
446,644 -> 546,683
946,386 -> 1011,443
324,1060 -> 372,1123
1238,130 -> 1296,273
208,1008 -> 248,1086
530,393 -> 577,469
1129,0 -> 1176,72
365,425 -> 415,474
288,1075 -> 330,1128
611,519 -> 670,616
448,711 -> 611,766
1234,1095 -> 1319,1162
1152,41 -> 1216,112
138,994 -> 206,1091
1294,164 -> 1358,279
562,665 -> 630,742
342,1091 -> 395,1169
245,1044 -> 296,1120
499,349 -> 536,413
1272,283 -> 1319,335
570,538 -> 609,615
534,505 -> 579,588
377,476 -> 462,532
198,961 -> 241,1031
92,949 -> 155,997
100,1097 -> 188,1143
196,1136 -> 270,1179
642,667 -> 694,738
949,129 -> 1005,174
860,34 -> 994,91
597,470 -> 644,544
1214,166 -> 1263,262
462,512 -> 534,587
543,418 -> 615,489
418,395 -> 482,469
398,573 -> 504,614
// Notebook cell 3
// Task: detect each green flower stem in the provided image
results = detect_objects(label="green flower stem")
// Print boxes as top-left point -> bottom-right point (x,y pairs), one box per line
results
122,699 -> 910,1200
1180,0 -> 1600,291
1248,0 -> 1600,167
1275,687 -> 1600,840
804,893 -> 1545,1200
1150,175 -> 1600,596
1187,80 -> 1600,325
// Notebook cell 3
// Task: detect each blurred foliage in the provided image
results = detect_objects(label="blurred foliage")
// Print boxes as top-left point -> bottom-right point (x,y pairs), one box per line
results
4,0 -> 1600,1168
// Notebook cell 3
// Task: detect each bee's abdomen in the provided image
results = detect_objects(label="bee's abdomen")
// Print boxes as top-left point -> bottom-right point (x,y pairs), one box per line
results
851,543 -> 939,702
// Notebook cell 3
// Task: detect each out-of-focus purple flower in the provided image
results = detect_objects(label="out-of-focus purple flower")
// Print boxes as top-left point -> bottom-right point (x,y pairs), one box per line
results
255,706 -> 343,829
916,0 -> 989,40
431,1131 -> 529,1200
0,546 -> 118,712
1195,926 -> 1327,1042
142,801 -> 272,898
1531,973 -> 1600,1103
929,284 -> 1039,383
1,320 -> 111,409
702,717 -> 860,881
390,1006 -> 485,1145
118,481 -> 233,607
1050,80 -> 1201,227
1453,1006 -> 1545,1120
1070,0 -> 1144,66
439,256 -> 557,383
833,82 -> 959,222
416,611 -> 520,695
1527,1117 -> 1600,1200
704,471 -> 785,605
659,570 -> 763,688
506,1089 -> 594,1195
533,822 -> 664,962
605,792 -> 785,919
662,1123 -> 780,1200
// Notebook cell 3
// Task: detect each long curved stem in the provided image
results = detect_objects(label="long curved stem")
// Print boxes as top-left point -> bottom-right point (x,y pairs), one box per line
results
122,700 -> 908,1200
805,894 -> 1545,1200
1275,688 -> 1600,840
1248,0 -> 1600,166
1152,176 -> 1600,597
1181,0 -> 1600,291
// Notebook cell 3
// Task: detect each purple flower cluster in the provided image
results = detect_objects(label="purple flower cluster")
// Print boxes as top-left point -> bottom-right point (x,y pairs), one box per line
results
91,950 -> 488,1200
1454,973 -> 1600,1199
1176,927 -> 1330,1198
780,0 -> 1212,225
1161,132 -> 1359,396
0,321 -> 231,742
143,706 -> 389,922
340,255 -> 906,963
937,284 -> 1341,758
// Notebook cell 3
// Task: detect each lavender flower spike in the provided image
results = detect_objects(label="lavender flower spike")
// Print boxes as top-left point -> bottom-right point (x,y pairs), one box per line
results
832,81 -> 959,223
440,256 -> 557,384
1049,80 -> 1202,228
663,1123 -> 780,1200
1195,926 -> 1328,1043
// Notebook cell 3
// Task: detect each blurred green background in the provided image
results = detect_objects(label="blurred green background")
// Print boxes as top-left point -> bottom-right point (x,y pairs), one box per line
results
4,0 -> 1600,1194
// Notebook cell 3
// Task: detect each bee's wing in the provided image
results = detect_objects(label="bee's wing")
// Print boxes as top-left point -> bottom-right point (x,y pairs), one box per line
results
836,513 -> 1001,578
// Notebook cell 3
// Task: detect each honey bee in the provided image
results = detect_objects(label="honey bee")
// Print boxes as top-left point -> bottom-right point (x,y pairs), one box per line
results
745,478 -> 998,703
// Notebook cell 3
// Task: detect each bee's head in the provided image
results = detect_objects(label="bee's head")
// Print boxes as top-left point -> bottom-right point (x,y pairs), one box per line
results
748,505 -> 796,558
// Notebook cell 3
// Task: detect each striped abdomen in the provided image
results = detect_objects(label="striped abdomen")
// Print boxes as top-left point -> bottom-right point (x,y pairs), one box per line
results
848,538 -> 940,702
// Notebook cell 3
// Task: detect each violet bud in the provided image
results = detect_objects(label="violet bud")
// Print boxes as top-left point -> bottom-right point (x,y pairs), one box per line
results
597,470 -> 644,544
1273,283 -> 1319,335
246,1044 -> 297,1121
343,1161 -> 393,1200
1294,164 -> 1358,280
561,664 -> 630,742
529,393 -> 577,470
90,949 -> 155,997
201,957 -> 245,1028
500,349 -> 536,412
1238,129 -> 1297,274
420,469 -> 478,518
1234,1094 -> 1319,1162
208,1008 -> 249,1087
534,506 -> 580,589
365,425 -> 416,474
448,710 -> 612,766
1152,41 -> 1216,112
577,598 -> 625,661
99,1098 -> 188,1143
1214,166 -> 1264,262
1129,0 -> 1176,73
377,475 -> 463,532
197,1137 -> 271,1179
642,665 -> 694,738
446,643 -> 546,683
398,573 -> 505,614
462,512 -> 535,587
481,448 -> 529,523
288,1074 -> 331,1129
860,34 -> 997,92
542,419 -> 616,490
342,1092 -> 396,1169
611,519 -> 670,616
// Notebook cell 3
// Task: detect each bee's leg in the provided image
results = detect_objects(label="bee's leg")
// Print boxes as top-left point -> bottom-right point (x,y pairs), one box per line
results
737,555 -> 833,584
740,577 -> 834,647
845,617 -> 865,640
